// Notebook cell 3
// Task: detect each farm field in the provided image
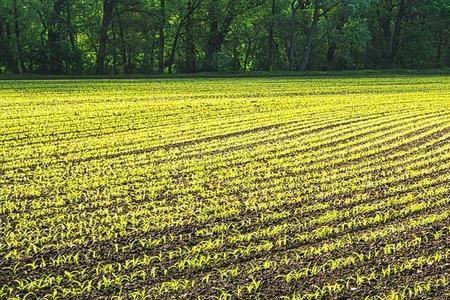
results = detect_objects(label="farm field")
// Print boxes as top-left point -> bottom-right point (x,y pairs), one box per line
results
2,76 -> 450,299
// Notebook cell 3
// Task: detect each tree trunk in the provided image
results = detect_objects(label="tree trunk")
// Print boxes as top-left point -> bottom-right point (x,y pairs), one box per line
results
436,33 -> 442,66
65,0 -> 82,74
232,40 -> 240,70
243,39 -> 252,71
389,0 -> 407,65
164,20 -> 184,74
163,1 -> 198,73
326,14 -> 347,68
12,0 -> 24,74
30,6 -> 49,73
48,0 -> 65,74
111,20 -> 119,74
203,1 -> 219,71
143,29 -> 156,73
115,7 -> 128,73
288,1 -> 299,70
158,0 -> 165,73
266,0 -> 276,71
380,0 -> 392,67
326,41 -> 337,66
184,0 -> 196,73
203,0 -> 238,71
0,16 -> 15,73
298,0 -> 320,71
95,0 -> 116,74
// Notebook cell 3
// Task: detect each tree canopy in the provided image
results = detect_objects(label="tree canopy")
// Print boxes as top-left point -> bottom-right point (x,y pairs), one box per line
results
0,0 -> 449,75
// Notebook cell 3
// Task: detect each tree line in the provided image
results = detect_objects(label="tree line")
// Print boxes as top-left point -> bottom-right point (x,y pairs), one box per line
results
0,0 -> 449,75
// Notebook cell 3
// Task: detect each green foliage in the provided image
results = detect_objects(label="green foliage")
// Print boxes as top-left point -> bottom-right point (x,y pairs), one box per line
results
0,0 -> 449,74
